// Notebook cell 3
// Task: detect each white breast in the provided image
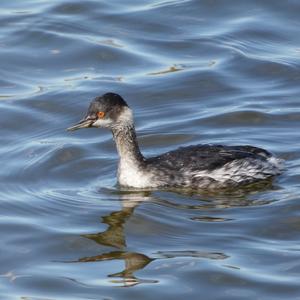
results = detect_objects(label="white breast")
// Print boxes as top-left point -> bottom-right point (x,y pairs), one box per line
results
117,159 -> 154,188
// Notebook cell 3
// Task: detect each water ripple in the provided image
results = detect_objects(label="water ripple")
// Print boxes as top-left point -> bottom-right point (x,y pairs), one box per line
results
1,0 -> 300,298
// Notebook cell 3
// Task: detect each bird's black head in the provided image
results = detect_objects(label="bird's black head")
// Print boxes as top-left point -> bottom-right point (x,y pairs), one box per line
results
67,93 -> 132,131
87,92 -> 128,118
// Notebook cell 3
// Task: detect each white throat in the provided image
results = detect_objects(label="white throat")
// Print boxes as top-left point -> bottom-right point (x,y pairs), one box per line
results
110,107 -> 152,187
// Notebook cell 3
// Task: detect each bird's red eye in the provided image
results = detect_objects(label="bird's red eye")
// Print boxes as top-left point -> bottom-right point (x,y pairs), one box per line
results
97,111 -> 105,118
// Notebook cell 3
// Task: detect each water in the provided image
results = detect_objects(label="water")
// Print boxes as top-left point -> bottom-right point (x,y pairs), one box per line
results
1,0 -> 300,299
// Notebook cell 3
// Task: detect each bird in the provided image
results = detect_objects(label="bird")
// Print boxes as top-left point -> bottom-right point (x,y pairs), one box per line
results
67,93 -> 284,190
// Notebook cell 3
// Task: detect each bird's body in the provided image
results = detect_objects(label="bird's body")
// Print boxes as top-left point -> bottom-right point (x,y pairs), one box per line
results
134,145 -> 282,189
68,93 -> 283,190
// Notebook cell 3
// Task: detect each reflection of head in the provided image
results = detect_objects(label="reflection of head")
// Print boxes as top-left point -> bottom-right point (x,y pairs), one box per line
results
80,193 -> 156,286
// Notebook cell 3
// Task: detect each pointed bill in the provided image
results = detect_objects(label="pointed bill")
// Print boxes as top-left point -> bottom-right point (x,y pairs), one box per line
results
66,118 -> 94,131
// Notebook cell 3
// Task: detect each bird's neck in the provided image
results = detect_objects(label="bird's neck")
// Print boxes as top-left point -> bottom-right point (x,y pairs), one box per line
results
111,123 -> 144,166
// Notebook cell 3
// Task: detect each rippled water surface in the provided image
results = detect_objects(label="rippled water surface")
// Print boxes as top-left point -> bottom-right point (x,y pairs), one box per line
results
1,0 -> 300,299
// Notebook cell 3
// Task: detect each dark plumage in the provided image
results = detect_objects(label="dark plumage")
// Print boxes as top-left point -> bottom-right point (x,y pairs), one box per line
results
147,145 -> 271,172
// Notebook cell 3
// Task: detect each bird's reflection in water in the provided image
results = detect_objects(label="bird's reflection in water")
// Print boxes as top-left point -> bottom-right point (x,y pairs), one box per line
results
74,181 -> 280,286
69,190 -> 232,287
71,180 -> 280,286
77,192 -> 157,286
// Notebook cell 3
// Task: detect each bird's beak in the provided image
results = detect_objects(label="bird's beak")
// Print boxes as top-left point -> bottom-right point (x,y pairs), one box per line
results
67,117 -> 95,131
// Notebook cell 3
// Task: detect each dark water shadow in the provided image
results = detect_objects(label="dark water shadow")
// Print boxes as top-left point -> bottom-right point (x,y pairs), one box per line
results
114,178 -> 282,210
60,178 -> 282,287
62,189 -> 237,287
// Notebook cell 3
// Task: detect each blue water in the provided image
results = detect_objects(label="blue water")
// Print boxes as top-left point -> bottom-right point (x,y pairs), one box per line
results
1,1 -> 300,299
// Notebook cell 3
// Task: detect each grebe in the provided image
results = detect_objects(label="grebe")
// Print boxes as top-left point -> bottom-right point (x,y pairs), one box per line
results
67,93 -> 283,189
